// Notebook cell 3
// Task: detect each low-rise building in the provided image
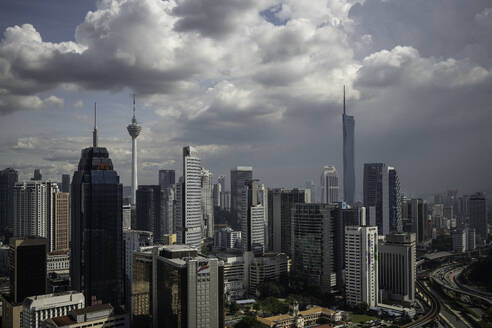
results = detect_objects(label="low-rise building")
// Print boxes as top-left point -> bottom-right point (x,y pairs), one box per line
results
257,302 -> 344,328
42,304 -> 129,328
21,291 -> 84,328
249,253 -> 289,296
47,251 -> 70,274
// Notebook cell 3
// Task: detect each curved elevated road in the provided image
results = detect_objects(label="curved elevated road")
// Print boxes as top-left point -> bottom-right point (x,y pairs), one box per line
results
401,280 -> 440,328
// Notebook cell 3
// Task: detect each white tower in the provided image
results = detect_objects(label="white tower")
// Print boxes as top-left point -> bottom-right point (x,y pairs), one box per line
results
127,95 -> 142,205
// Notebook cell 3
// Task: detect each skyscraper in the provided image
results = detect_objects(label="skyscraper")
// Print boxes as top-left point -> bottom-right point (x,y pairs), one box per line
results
469,192 -> 487,244
379,233 -> 416,306
241,180 -> 265,255
321,166 -> 339,204
158,169 -> 175,191
71,106 -> 124,307
364,163 -> 392,235
127,96 -> 142,206
345,226 -> 378,307
32,169 -> 42,181
291,203 -> 337,293
0,168 -> 18,233
268,188 -> 308,255
13,181 -> 59,252
342,86 -> 355,205
61,174 -> 71,193
136,185 -> 165,240
176,146 -> 202,249
201,168 -> 214,239
388,167 -> 402,233
230,166 -> 253,224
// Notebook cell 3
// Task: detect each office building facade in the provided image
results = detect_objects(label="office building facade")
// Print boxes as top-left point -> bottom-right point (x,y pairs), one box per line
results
469,192 -> 487,244
241,180 -> 265,255
0,168 -> 18,233
176,146 -> 203,249
291,203 -> 337,293
342,87 -> 355,205
230,166 -> 253,223
201,168 -> 214,239
158,169 -> 175,191
54,192 -> 70,251
345,226 -> 378,307
378,233 -> 416,306
71,123 -> 124,307
320,166 -> 339,204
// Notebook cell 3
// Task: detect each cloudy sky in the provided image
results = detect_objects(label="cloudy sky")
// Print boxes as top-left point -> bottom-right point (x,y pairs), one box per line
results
1,0 -> 491,201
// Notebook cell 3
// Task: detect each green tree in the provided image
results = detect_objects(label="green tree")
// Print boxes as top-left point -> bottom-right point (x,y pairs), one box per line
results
235,315 -> 263,328
229,301 -> 239,315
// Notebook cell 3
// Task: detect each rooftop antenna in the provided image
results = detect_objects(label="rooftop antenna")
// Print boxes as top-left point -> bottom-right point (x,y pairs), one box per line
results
132,93 -> 137,123
93,102 -> 98,147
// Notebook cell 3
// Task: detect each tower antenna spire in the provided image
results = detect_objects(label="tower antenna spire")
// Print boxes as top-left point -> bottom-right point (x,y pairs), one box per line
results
343,85 -> 346,115
93,102 -> 98,147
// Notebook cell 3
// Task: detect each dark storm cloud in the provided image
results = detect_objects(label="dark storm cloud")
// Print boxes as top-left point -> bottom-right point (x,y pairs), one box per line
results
348,0 -> 492,66
172,0 -> 258,38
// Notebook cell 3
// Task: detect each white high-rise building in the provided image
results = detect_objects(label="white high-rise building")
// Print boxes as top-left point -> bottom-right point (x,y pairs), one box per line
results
321,166 -> 339,204
127,96 -> 142,206
345,226 -> 378,307
21,291 -> 85,328
257,183 -> 269,251
201,168 -> 214,239
176,146 -> 202,249
13,181 -> 59,251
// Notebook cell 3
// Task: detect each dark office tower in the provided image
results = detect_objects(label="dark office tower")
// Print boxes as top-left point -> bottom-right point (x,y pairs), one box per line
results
332,204 -> 362,288
230,166 -> 253,224
267,188 -> 308,255
1,237 -> 48,328
136,185 -> 165,240
9,237 -> 48,303
364,163 -> 389,235
71,106 -> 124,307
159,169 -> 175,191
0,168 -> 18,233
291,203 -> 337,293
217,175 -> 225,192
61,174 -> 71,193
388,167 -> 402,233
342,86 -> 355,205
31,169 -> 42,181
469,192 -> 487,244
406,198 -> 430,245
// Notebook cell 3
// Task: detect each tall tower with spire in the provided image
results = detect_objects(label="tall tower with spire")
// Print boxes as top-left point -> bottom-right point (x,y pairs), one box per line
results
127,95 -> 142,205
343,86 -> 355,205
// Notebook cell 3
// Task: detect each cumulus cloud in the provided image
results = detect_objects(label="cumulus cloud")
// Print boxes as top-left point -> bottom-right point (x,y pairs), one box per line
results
1,0 -> 492,197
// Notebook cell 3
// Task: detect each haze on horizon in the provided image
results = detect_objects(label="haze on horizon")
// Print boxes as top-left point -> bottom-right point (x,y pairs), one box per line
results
0,0 -> 491,201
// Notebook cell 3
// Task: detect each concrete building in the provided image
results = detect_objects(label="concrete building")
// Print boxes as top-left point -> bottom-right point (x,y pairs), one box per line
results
175,146 -> 203,249
213,182 -> 222,208
123,230 -> 153,313
54,193 -> 70,252
469,192 -> 488,244
154,245 -> 224,328
291,203 -> 337,293
267,188 -> 308,255
13,181 -> 59,251
403,198 -> 431,246
378,233 -> 416,306
249,253 -> 289,296
241,180 -> 265,255
122,204 -> 132,230
47,251 -> 70,274
214,227 -> 241,249
220,191 -> 231,211
342,86 -> 355,205
201,168 -> 214,239
162,233 -> 177,245
0,168 -> 18,233
217,254 -> 245,301
345,226 -> 378,307
136,185 -> 166,241
230,166 -> 253,223
320,166 -> 339,205
452,230 -> 467,253
43,304 -> 129,328
61,175 -> 70,193
21,291 -> 84,328
257,303 -> 343,328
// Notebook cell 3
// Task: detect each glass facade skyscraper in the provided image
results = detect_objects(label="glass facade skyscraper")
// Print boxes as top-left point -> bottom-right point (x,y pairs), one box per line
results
71,123 -> 124,307
342,87 -> 355,205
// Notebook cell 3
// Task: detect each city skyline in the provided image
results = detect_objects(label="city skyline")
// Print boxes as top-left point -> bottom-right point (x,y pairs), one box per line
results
1,0 -> 492,201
